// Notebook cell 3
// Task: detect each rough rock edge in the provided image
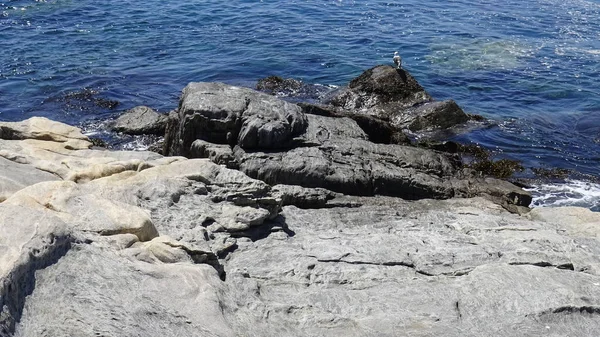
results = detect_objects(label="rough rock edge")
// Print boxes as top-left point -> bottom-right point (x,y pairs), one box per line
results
0,233 -> 72,335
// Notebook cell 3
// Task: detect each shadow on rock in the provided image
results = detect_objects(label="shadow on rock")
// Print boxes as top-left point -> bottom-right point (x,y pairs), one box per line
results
231,215 -> 295,242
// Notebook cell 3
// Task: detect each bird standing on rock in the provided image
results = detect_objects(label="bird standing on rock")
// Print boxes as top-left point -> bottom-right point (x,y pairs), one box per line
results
393,51 -> 402,69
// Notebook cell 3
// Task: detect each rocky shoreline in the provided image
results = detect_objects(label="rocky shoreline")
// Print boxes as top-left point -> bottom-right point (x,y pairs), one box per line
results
1,66 -> 600,336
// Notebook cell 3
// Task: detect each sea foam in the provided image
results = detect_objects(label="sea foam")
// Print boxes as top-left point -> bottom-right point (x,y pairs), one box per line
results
527,179 -> 600,211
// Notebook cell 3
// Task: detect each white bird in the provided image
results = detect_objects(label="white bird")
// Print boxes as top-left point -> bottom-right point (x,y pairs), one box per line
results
393,51 -> 402,69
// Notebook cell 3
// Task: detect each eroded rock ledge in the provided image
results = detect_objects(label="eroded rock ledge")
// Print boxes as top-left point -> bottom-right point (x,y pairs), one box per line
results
0,70 -> 599,336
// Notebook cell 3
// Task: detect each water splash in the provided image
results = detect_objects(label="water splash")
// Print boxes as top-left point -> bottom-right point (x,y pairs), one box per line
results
527,180 -> 600,211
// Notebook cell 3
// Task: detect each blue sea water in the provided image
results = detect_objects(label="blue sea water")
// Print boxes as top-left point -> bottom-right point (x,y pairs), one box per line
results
1,0 -> 600,209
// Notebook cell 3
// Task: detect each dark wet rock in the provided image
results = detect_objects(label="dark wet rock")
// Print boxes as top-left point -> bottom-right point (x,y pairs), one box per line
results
418,140 -> 462,154
164,82 -> 308,156
112,106 -> 167,135
45,88 -> 119,112
324,65 -> 481,135
297,102 -> 338,117
256,76 -> 303,94
88,137 -> 108,148
393,99 -> 470,131
162,110 -> 180,156
233,140 -> 531,208
350,114 -> 411,144
298,102 -> 410,144
256,76 -> 333,103
299,114 -> 368,145
326,65 -> 432,115
468,158 -> 524,179
531,167 -> 572,180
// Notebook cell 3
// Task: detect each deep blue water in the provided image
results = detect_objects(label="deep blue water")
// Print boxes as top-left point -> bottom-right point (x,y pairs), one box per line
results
2,0 -> 600,208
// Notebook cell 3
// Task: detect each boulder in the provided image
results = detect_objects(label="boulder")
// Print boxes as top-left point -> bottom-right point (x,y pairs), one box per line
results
233,140 -> 530,208
326,65 -> 432,115
164,82 -> 308,156
325,65 -> 474,133
299,102 -> 410,144
393,99 -> 470,131
112,106 -> 167,135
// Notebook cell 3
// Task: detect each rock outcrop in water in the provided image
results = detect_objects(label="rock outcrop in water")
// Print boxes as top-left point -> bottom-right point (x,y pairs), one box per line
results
2,67 -> 599,336
162,67 -> 528,210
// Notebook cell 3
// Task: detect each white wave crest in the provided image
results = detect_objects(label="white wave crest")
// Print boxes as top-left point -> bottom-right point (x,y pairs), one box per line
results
526,180 -> 600,211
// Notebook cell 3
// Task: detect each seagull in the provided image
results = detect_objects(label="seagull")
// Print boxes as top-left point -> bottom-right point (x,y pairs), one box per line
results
393,51 -> 402,69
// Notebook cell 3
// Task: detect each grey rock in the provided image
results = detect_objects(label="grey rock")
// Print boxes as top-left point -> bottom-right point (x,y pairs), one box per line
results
299,102 -> 411,144
190,139 -> 236,168
0,204 -> 71,336
233,138 -> 531,208
299,114 -> 368,145
222,197 -> 600,337
112,106 -> 167,135
14,243 -> 233,337
271,184 -> 337,208
3,117 -> 599,337
233,139 -> 456,198
0,156 -> 59,202
393,100 -> 470,131
3,115 -> 599,337
256,75 -> 303,94
349,113 -> 411,144
165,82 -> 308,156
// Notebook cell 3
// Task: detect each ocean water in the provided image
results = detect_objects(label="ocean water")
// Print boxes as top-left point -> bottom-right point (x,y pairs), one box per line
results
1,0 -> 600,209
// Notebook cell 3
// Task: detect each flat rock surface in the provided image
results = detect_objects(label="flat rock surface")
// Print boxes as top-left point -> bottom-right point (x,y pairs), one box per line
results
224,197 -> 600,337
0,156 -> 59,202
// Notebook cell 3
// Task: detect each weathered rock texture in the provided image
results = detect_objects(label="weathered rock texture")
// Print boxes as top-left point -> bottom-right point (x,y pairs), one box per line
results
165,82 -> 308,156
162,79 -> 527,210
1,112 -> 598,336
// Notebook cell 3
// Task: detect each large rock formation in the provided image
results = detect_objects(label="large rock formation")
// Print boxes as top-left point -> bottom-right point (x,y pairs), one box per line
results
324,65 -> 472,132
164,82 -> 308,157
163,81 -> 528,209
1,117 -> 600,336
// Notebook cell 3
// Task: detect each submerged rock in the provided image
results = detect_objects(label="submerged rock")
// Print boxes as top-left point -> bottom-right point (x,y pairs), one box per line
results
256,75 -> 303,94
